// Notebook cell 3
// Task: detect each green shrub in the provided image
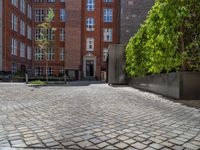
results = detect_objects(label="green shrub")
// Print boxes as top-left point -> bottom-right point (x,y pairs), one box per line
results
29,80 -> 46,85
126,0 -> 200,77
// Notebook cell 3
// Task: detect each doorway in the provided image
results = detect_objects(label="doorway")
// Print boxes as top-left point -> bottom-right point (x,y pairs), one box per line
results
86,60 -> 94,77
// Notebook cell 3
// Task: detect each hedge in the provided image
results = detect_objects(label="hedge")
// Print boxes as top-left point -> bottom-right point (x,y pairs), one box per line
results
126,0 -> 200,77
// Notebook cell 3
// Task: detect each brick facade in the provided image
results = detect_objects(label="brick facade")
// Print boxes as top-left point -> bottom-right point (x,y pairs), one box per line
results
0,0 -> 2,71
33,1 -> 65,77
2,0 -> 34,74
0,0 -> 147,80
65,0 -> 82,79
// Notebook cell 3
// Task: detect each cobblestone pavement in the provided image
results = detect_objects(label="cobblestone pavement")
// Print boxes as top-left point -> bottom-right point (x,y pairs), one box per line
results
0,82 -> 200,150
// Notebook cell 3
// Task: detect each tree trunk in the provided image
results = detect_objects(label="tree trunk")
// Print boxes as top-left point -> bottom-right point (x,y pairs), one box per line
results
45,52 -> 48,83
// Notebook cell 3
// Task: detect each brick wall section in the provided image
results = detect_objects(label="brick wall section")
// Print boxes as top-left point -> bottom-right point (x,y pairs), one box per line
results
120,0 -> 155,44
33,1 -> 65,76
2,0 -> 33,72
0,0 -> 2,71
65,0 -> 82,70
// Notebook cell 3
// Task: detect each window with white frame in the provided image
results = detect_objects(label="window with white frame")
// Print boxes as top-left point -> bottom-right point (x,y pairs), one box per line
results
11,38 -> 17,55
20,0 -> 25,14
12,14 -> 18,32
20,42 -> 25,58
35,48 -> 43,60
86,38 -> 94,51
103,28 -> 112,42
35,67 -> 44,76
47,48 -> 54,61
27,46 -> 32,60
104,0 -> 112,2
12,63 -> 18,74
86,0 -> 95,11
47,29 -> 55,41
11,0 -> 18,7
35,28 -> 41,40
103,48 -> 109,61
60,48 -> 64,61
47,0 -> 55,2
35,9 -> 45,22
60,9 -> 65,22
20,20 -> 25,36
86,18 -> 94,31
27,4 -> 32,19
104,8 -> 113,22
47,67 -> 54,76
60,28 -> 65,41
59,68 -> 64,75
27,25 -> 32,40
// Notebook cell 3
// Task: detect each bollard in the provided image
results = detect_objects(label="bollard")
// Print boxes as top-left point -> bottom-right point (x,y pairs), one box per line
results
25,74 -> 28,84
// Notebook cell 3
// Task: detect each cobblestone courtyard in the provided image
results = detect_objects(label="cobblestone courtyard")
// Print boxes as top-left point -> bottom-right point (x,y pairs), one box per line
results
0,82 -> 200,150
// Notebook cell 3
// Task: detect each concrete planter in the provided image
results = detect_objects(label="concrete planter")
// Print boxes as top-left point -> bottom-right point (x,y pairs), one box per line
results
129,72 -> 200,100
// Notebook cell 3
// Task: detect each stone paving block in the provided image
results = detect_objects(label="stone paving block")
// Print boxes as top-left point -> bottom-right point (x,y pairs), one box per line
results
77,140 -> 93,148
97,142 -> 109,148
149,143 -> 164,149
0,83 -> 200,149
131,142 -> 147,149
115,142 -> 129,149
183,143 -> 200,150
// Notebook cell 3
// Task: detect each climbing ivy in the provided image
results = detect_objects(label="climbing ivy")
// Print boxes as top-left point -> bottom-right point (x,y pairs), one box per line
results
126,0 -> 200,77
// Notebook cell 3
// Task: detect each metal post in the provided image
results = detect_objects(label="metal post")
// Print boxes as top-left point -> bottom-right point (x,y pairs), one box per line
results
25,73 -> 28,84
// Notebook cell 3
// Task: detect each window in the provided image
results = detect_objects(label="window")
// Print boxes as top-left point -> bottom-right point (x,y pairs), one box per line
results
27,46 -> 32,60
47,67 -> 54,76
35,48 -> 43,60
27,4 -> 32,19
103,28 -> 112,42
11,38 -> 17,56
60,28 -> 65,41
47,0 -> 55,2
27,25 -> 32,40
12,63 -> 18,74
60,9 -> 65,22
60,48 -> 64,61
35,28 -> 41,40
60,0 -> 65,2
20,42 -> 25,58
86,0 -> 94,11
34,0 -> 44,2
35,9 -> 45,22
86,18 -> 94,31
12,14 -> 18,32
20,20 -> 25,36
103,48 -> 109,61
104,9 -> 113,22
11,0 -> 18,7
47,48 -> 54,61
47,29 -> 55,41
86,38 -> 94,51
35,67 -> 44,76
20,0 -> 25,14
59,68 -> 64,76
104,0 -> 112,2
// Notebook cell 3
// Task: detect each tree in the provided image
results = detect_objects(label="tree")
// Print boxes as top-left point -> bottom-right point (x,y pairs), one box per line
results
36,8 -> 56,83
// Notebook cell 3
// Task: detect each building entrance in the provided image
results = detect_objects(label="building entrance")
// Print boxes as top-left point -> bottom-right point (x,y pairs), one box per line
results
86,60 -> 94,77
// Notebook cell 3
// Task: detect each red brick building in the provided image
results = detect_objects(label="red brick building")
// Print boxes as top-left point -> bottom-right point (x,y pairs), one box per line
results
1,0 -> 120,80
2,0 -> 34,75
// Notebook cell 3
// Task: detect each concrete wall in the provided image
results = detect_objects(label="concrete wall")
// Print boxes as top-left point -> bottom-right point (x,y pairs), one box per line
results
120,0 -> 155,44
129,72 -> 200,100
108,44 -> 127,84
0,0 -> 2,71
